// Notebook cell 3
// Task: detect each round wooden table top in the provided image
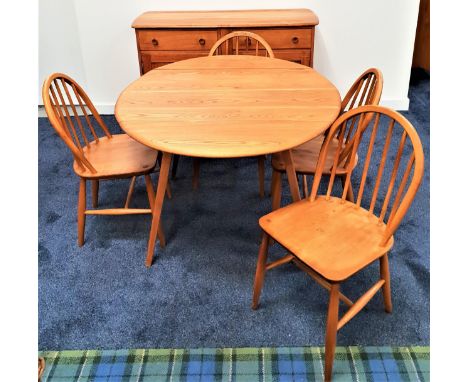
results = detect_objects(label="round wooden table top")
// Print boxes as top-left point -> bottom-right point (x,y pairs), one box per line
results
115,55 -> 341,158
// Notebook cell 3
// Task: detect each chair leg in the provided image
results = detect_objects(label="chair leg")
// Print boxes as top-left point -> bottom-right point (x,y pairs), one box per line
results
257,156 -> 265,198
271,170 -> 282,211
144,174 -> 166,248
192,158 -> 200,190
340,174 -> 355,202
77,178 -> 86,247
171,154 -> 180,179
125,176 -> 137,208
302,175 -> 309,198
165,180 -> 173,199
252,232 -> 270,310
269,168 -> 275,196
324,283 -> 340,382
380,254 -> 393,313
91,180 -> 99,208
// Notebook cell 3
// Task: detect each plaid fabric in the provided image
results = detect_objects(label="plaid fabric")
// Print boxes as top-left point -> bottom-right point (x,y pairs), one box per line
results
39,346 -> 429,381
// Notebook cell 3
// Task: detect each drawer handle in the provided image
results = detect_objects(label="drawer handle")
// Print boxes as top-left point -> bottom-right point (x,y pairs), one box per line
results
199,38 -> 206,46
292,37 -> 299,44
151,38 -> 158,46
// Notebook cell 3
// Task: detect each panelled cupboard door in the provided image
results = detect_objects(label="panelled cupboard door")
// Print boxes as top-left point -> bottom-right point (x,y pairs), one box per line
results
140,46 -> 311,73
140,51 -> 209,72
242,49 -> 312,66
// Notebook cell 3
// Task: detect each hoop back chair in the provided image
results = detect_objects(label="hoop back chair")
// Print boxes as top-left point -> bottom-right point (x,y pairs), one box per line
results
42,73 -> 165,251
252,105 -> 424,381
175,31 -> 274,195
271,68 -> 383,203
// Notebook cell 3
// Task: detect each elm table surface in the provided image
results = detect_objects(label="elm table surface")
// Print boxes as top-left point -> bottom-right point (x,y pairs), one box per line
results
115,55 -> 341,158
114,55 -> 341,266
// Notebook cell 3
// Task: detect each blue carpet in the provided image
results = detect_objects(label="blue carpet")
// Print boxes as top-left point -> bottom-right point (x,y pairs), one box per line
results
38,71 -> 429,350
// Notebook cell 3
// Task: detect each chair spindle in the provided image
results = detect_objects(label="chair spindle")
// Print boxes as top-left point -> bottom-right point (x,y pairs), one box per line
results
379,131 -> 407,222
71,83 -> 100,142
61,78 -> 90,147
369,119 -> 395,214
356,113 -> 381,207
53,79 -> 83,151
387,152 -> 415,223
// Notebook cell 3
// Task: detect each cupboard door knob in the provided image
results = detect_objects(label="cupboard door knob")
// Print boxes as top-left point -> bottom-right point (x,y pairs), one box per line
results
292,37 -> 299,44
199,38 -> 206,46
151,38 -> 158,46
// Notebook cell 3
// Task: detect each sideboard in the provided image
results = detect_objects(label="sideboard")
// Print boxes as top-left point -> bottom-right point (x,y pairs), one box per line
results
132,9 -> 319,75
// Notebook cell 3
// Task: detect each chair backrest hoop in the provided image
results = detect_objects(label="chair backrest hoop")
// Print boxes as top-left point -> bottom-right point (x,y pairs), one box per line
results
341,68 -> 383,113
309,105 -> 424,246
333,68 -> 384,166
42,73 -> 112,174
209,31 -> 275,58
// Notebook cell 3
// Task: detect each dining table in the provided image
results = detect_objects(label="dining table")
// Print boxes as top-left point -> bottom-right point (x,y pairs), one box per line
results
115,55 -> 341,267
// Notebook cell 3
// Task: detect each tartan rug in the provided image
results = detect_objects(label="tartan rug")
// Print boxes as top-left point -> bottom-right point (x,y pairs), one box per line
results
39,346 -> 429,381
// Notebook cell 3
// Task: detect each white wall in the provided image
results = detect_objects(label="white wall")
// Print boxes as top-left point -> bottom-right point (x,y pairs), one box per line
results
39,0 -> 420,111
39,0 -> 86,99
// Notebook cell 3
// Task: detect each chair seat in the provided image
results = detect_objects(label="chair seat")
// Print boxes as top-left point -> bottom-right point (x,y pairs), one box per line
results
259,196 -> 394,281
73,134 -> 158,179
272,135 -> 356,175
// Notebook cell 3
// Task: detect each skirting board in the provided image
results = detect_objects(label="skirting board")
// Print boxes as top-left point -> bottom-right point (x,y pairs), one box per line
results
37,97 -> 410,117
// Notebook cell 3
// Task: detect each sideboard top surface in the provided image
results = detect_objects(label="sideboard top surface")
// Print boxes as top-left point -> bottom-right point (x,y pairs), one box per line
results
132,9 -> 319,29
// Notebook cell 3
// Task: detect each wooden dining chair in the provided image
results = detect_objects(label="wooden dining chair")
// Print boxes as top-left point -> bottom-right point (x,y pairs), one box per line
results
271,68 -> 383,205
172,31 -> 274,196
252,105 -> 424,381
42,73 -> 165,250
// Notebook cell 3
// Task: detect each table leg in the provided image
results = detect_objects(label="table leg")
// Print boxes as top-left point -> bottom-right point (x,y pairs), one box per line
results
146,151 -> 172,268
281,149 -> 301,203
